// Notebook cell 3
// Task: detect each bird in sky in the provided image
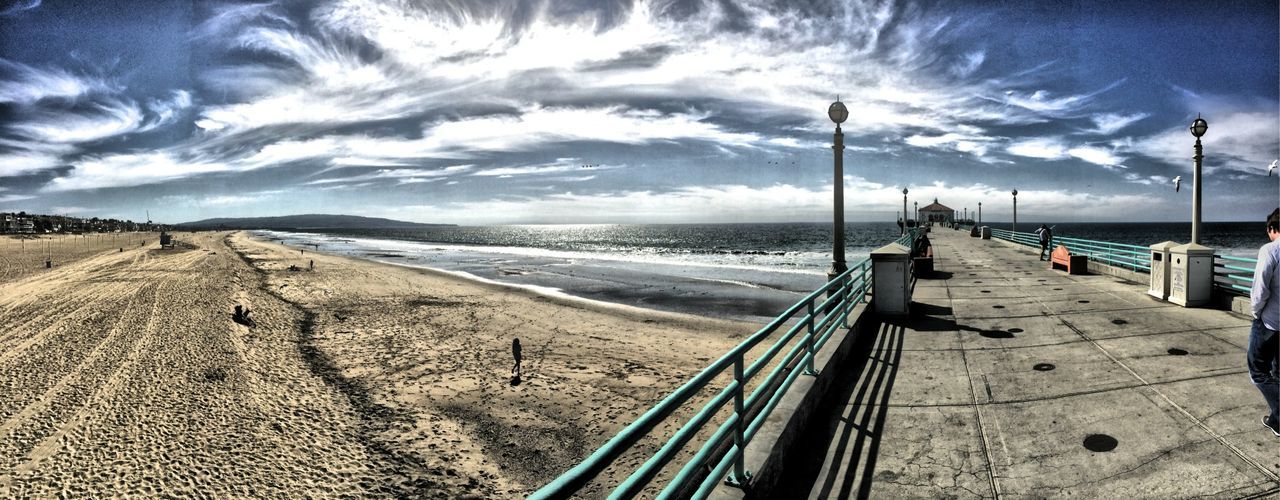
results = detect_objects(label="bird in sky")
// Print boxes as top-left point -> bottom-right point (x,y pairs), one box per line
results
1173,175 -> 1182,192
1268,160 -> 1278,177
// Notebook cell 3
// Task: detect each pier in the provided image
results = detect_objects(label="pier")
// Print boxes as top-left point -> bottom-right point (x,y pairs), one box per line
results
533,226 -> 1278,499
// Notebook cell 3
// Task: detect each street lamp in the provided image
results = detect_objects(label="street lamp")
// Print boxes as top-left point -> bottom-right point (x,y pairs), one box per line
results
827,98 -> 849,282
1011,189 -> 1018,233
978,202 -> 982,225
1190,115 -> 1208,244
901,188 -> 908,235
914,201 -> 918,226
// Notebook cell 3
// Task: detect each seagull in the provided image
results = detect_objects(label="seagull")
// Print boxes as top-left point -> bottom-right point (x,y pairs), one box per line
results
1173,175 -> 1181,192
1269,160 -> 1278,177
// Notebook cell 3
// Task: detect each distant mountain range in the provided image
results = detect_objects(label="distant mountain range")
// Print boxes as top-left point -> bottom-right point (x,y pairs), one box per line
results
176,214 -> 453,230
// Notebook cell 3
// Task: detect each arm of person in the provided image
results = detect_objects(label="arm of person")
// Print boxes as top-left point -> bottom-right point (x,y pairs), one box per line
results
1252,244 -> 1275,319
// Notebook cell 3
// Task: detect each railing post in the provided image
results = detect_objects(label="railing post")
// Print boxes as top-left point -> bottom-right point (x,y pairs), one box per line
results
805,301 -> 818,376
726,356 -> 750,486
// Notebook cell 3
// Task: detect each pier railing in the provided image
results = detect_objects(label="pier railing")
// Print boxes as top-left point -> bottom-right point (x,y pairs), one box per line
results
531,257 -> 877,499
989,228 -> 1255,296
1214,254 -> 1256,295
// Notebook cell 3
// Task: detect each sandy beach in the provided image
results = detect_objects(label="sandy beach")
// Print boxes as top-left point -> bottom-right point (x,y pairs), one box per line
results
0,230 -> 758,497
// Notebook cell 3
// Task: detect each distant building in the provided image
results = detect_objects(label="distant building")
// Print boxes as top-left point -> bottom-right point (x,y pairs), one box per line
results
918,198 -> 955,225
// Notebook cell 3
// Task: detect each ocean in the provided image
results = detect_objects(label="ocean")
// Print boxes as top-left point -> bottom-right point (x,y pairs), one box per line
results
257,221 -> 1265,323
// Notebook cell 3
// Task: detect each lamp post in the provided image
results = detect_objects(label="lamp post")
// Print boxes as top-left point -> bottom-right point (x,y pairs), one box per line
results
978,202 -> 982,225
914,201 -> 918,226
1190,115 -> 1208,244
964,207 -> 967,224
827,99 -> 849,282
1011,189 -> 1018,233
901,188 -> 908,235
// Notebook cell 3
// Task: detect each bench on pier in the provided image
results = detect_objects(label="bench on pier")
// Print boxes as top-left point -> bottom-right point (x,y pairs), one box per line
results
913,244 -> 934,277
1050,245 -> 1087,275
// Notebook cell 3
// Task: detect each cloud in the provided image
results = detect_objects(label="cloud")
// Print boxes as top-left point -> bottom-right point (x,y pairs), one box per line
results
0,59 -> 112,105
0,194 -> 36,203
44,152 -> 227,192
1067,146 -> 1124,168
0,150 -> 63,177
1006,137 -> 1067,159
1089,112 -> 1148,135
306,165 -> 473,186
1130,110 -> 1280,175
9,97 -> 144,144
0,0 -> 40,16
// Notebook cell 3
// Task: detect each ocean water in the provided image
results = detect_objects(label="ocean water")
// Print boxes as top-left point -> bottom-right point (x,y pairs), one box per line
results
257,221 -> 1266,322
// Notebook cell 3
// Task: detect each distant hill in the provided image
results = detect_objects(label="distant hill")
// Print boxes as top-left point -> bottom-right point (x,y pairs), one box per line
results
176,214 -> 453,230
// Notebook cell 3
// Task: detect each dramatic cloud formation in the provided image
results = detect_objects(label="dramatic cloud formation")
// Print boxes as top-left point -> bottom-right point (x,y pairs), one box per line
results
0,0 -> 1275,222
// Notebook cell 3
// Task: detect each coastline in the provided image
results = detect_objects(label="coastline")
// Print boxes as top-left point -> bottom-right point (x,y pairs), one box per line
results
0,229 -> 760,496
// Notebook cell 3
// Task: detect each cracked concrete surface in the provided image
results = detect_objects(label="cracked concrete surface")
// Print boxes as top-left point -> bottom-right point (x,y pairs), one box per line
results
777,228 -> 1279,499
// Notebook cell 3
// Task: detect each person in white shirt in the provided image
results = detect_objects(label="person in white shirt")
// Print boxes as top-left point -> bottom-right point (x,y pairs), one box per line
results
1035,224 -> 1052,261
1249,208 -> 1280,437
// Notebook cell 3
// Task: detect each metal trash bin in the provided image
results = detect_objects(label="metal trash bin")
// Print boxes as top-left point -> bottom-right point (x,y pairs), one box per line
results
980,226 -> 991,240
1147,241 -> 1177,300
1168,243 -> 1214,307
871,242 -> 911,316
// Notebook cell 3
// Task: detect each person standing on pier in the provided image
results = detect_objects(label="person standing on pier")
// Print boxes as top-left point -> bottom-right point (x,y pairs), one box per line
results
1035,224 -> 1052,261
1249,208 -> 1280,437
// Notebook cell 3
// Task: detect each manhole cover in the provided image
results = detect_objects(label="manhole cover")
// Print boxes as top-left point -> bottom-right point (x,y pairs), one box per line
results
1111,319 -> 1127,325
1083,434 -> 1118,452
1033,363 -> 1055,371
980,330 -> 1015,339
1167,348 -> 1188,356
974,281 -> 983,283
981,290 -> 991,293
1078,300 -> 1090,304
993,305 -> 1005,309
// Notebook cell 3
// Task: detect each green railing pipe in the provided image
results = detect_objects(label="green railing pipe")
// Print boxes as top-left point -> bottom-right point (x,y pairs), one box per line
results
532,259 -> 871,499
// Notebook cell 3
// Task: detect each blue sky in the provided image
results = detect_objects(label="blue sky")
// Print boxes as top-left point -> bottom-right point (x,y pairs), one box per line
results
0,0 -> 1275,224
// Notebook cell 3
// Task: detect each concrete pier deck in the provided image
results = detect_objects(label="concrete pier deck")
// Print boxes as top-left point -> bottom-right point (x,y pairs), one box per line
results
777,228 -> 1279,498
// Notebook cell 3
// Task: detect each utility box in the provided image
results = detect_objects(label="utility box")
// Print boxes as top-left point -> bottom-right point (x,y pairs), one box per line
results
980,226 -> 991,240
1168,243 -> 1214,307
1147,241 -> 1177,301
871,242 -> 912,316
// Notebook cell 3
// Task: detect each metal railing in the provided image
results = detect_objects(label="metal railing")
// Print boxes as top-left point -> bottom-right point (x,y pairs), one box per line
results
1214,254 -> 1256,296
893,227 -> 919,248
531,258 -> 875,499
989,228 -> 1257,296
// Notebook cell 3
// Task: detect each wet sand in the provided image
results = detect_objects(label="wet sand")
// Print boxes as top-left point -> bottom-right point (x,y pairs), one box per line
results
0,230 -> 759,497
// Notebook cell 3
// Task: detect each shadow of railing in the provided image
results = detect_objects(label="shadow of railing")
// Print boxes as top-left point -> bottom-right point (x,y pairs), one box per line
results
769,317 -> 905,499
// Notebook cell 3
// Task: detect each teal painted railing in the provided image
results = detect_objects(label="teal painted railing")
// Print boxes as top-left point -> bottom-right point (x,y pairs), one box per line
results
893,227 -> 920,247
531,258 -> 878,499
989,227 -> 1256,296
1214,254 -> 1256,295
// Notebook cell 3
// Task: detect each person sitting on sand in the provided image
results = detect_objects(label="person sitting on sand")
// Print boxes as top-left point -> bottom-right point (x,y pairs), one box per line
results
512,338 -> 522,377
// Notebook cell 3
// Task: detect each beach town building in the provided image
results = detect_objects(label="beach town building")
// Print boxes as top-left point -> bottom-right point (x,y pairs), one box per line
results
918,199 -> 955,225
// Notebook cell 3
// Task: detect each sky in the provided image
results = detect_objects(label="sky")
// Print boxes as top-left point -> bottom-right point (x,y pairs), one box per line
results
0,0 -> 1276,225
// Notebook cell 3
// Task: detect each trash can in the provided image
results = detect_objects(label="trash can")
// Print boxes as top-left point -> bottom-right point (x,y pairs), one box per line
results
871,242 -> 912,316
1168,243 -> 1214,307
980,226 -> 991,240
1147,241 -> 1177,300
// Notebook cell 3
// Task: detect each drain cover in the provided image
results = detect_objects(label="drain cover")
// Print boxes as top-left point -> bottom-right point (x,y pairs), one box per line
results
1053,287 -> 1063,291
1033,363 -> 1055,371
1083,434 -> 1118,452
1078,300 -> 1090,304
981,290 -> 991,293
1167,348 -> 1188,356
992,305 -> 1005,309
1111,319 -> 1127,325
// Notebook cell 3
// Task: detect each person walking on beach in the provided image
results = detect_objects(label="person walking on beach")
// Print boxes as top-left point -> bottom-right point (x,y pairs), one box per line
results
1036,224 -> 1052,261
1249,208 -> 1280,438
511,338 -> 523,377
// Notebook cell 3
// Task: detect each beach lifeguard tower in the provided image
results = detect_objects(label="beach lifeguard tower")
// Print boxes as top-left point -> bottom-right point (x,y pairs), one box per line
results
159,231 -> 174,249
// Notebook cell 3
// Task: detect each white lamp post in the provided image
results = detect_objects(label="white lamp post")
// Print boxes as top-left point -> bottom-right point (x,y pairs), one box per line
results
1011,189 -> 1018,233
827,99 -> 849,282
1190,115 -> 1208,244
